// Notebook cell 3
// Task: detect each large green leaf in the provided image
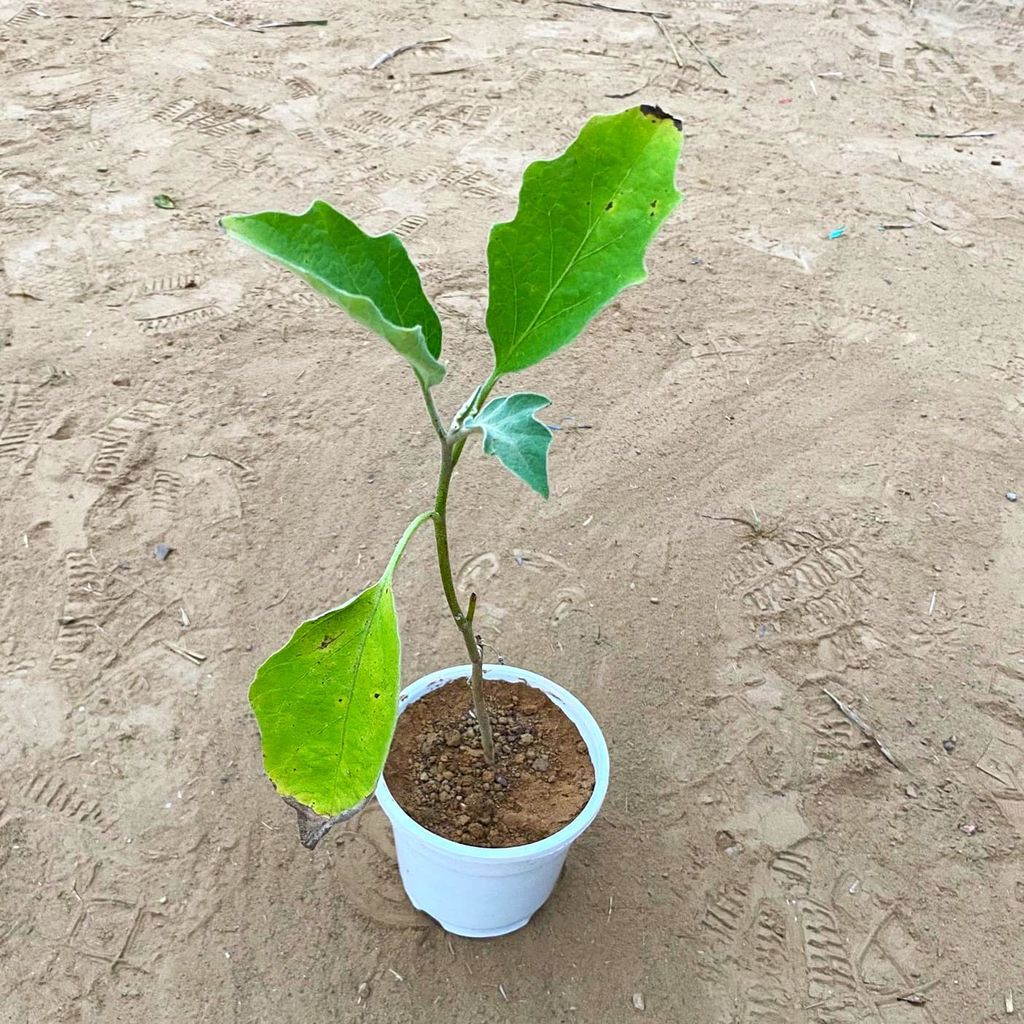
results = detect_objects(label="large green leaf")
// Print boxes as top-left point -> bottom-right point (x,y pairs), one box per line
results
486,105 -> 683,376
465,393 -> 553,498
249,579 -> 400,843
248,511 -> 433,848
222,200 -> 445,387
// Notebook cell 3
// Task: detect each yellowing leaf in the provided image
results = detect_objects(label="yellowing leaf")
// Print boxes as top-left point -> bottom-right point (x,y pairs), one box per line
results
249,580 -> 400,826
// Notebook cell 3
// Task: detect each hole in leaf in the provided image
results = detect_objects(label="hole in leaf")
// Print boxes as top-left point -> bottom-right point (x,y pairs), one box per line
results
373,692 -> 381,699
604,201 -> 613,211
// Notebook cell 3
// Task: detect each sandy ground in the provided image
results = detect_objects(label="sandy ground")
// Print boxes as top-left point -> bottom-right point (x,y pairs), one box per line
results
2,0 -> 1023,1021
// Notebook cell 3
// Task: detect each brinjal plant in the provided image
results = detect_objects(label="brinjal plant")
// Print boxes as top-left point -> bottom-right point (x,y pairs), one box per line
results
224,105 -> 683,847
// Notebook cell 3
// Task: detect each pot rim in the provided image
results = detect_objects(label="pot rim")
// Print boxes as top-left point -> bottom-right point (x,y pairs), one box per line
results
375,663 -> 610,862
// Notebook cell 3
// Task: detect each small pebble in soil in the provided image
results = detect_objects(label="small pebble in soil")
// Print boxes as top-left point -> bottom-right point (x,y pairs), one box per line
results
464,793 -> 495,823
445,730 -> 461,748
532,757 -> 550,772
632,992 -> 646,1011
1008,491 -> 1019,502
942,737 -> 957,753
519,732 -> 535,746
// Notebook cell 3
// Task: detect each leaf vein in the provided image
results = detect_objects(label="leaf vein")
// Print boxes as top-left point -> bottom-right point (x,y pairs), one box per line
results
503,133 -> 659,364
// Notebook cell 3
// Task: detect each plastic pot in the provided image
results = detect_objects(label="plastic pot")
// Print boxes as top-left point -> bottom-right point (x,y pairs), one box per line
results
375,664 -> 610,938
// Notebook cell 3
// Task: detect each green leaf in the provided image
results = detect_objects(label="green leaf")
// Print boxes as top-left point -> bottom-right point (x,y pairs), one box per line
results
465,392 -> 553,498
153,194 -> 176,209
249,578 -> 401,832
486,105 -> 683,376
222,200 -> 445,388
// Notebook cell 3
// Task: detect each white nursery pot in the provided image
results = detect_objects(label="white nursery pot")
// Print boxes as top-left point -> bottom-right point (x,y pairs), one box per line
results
375,664 -> 610,938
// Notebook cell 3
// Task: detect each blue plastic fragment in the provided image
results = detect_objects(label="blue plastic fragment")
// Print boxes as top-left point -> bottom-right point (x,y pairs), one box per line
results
827,227 -> 847,240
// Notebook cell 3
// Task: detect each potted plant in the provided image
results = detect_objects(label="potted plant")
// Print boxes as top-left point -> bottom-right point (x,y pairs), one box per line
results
223,105 -> 683,937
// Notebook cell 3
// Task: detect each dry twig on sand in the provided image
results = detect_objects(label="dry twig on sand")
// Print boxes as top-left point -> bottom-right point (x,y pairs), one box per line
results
823,688 -> 902,769
370,35 -> 452,70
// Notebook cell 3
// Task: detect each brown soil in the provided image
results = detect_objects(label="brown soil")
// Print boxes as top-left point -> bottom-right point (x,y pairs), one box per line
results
385,678 -> 595,847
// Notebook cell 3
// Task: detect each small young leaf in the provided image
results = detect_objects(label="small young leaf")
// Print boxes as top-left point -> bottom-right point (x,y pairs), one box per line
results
223,200 -> 445,387
486,105 -> 683,376
465,393 -> 553,498
249,578 -> 401,825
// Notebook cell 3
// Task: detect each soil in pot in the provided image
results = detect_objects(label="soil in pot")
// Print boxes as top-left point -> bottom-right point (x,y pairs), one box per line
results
384,678 -> 595,848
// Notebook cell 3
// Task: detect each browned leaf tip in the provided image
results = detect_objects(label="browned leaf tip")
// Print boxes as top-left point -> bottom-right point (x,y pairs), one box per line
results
639,104 -> 682,132
284,794 -> 369,849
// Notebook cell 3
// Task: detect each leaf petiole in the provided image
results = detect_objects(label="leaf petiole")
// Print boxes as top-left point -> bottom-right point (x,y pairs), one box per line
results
450,384 -> 484,433
476,370 -> 502,411
383,510 -> 437,583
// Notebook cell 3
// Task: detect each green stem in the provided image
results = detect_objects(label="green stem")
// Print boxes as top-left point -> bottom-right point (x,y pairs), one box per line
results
383,510 -> 436,582
417,371 -> 502,764
477,369 -> 501,408
432,444 -> 465,624
418,377 -> 447,444
432,438 -> 496,764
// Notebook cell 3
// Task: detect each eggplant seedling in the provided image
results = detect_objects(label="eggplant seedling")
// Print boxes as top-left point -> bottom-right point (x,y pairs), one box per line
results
223,105 -> 683,847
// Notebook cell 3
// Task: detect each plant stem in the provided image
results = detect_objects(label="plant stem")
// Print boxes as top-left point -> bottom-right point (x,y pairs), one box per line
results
432,438 -> 496,764
419,377 -> 447,444
418,371 -> 501,763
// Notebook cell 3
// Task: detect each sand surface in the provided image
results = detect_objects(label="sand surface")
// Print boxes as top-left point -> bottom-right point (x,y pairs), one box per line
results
1,1 -> 1022,1021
